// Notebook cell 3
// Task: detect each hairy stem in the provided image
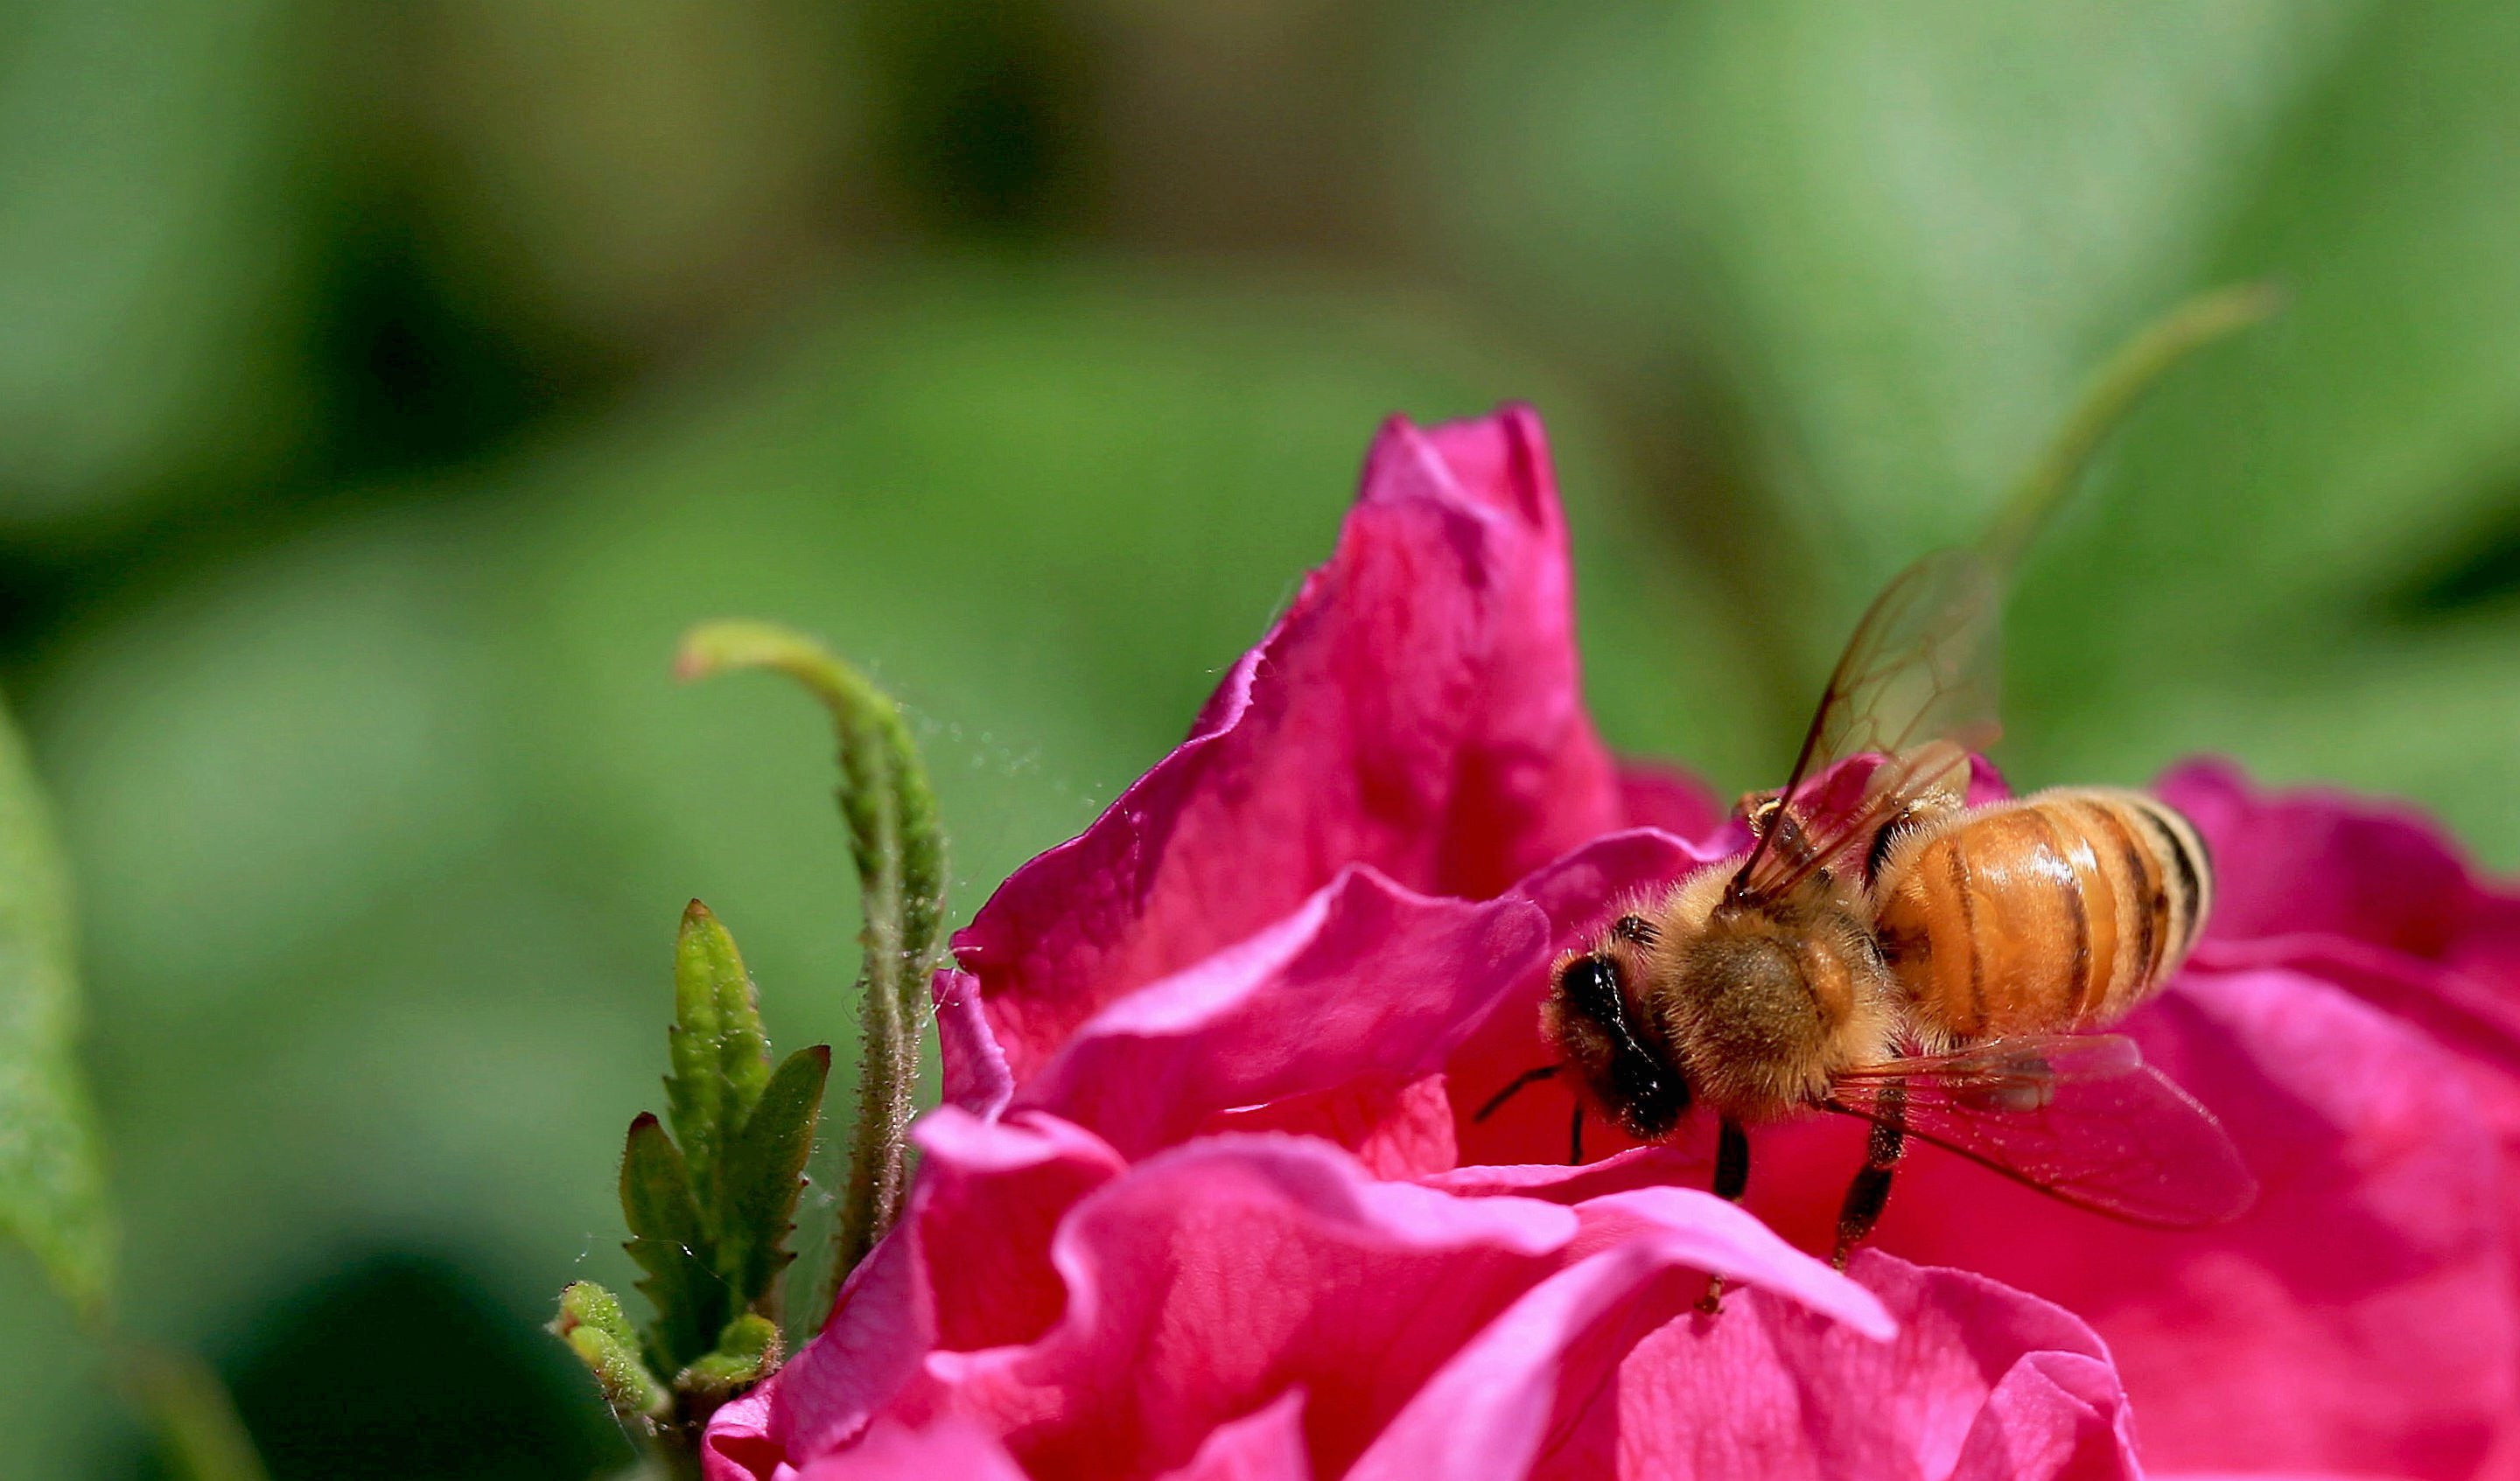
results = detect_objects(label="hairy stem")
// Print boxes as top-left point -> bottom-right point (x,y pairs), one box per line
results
1985,281 -> 2285,570
676,623 -> 949,1296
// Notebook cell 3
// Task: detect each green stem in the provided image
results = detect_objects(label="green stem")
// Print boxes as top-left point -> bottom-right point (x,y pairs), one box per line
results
676,623 -> 948,1294
1984,281 -> 2285,571
651,1434 -> 707,1481
112,1343 -> 272,1481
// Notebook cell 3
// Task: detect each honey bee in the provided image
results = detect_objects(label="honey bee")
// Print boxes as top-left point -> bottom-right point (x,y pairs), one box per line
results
1497,546 -> 2253,1287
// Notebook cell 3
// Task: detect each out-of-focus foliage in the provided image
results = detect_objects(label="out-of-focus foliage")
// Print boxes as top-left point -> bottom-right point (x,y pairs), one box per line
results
1421,0 -> 2520,841
0,689 -> 108,1312
0,0 -> 312,534
0,1 -> 2515,1474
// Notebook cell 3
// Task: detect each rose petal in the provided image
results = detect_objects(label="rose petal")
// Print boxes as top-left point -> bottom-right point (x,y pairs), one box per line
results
1617,759 -> 1727,841
892,1135 -> 1580,1480
709,1109 -> 1130,1475
1361,411 -> 1625,899
934,968 -> 1015,1120
954,407 -> 1627,1079
1424,1143 -> 1712,1203
1566,1187 -> 1895,1338
1210,1072 -> 1461,1180
867,1135 -> 1886,1481
1154,1391 -> 1315,1481
1533,1254 -> 2135,1481
793,1418 -> 1031,1481
1947,1351 -> 2136,1481
910,1110 -> 1132,1352
1020,866 -> 1549,1160
2174,765 -> 2520,1454
1745,967 -> 2516,1480
1338,1240 -> 1763,1481
2163,761 -> 2519,970
703,1389 -> 792,1481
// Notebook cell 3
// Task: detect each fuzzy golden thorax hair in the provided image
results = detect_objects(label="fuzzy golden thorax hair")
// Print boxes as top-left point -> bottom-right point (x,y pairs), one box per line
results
1557,863 -> 1898,1128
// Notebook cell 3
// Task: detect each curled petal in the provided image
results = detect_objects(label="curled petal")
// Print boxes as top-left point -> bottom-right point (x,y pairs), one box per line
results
1948,1351 -> 2135,1481
1348,1190 -> 1896,1481
897,1135 -> 1578,1479
1746,968 -> 2516,1479
1424,1144 -> 1712,1203
707,1110 -> 1130,1476
794,1419 -> 1030,1481
1562,1254 -> 2136,1481
867,1136 -> 1883,1481
954,408 -> 1628,1079
934,968 -> 1014,1120
1342,1245 -> 1717,1481
1021,867 -> 1550,1160
1154,1391 -> 1315,1481
1208,1072 -> 1461,1181
2164,760 -> 2520,975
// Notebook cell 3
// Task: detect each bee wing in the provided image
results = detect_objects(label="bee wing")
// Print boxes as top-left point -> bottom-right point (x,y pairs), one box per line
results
1824,1035 -> 2258,1226
1733,547 -> 2004,901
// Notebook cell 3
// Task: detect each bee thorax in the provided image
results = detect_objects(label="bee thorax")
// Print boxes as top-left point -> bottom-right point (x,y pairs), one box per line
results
1653,912 -> 1889,1121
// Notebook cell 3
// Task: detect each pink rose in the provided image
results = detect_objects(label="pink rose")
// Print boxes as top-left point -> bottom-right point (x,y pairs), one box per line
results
710,409 -> 2520,1480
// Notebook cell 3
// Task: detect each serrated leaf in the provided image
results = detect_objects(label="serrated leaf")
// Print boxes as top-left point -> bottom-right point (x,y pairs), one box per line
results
718,1044 -> 830,1310
0,688 -> 113,1314
619,1113 -> 722,1372
664,899 -> 769,1221
676,623 -> 946,1291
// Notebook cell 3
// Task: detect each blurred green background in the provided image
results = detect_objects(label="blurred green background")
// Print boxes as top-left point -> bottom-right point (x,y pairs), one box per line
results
4,2 -> 2519,1474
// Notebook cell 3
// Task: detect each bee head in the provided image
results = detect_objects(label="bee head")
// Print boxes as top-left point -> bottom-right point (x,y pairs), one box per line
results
1542,942 -> 1691,1141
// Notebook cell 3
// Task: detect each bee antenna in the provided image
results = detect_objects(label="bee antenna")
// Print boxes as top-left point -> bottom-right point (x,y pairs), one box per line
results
1474,1063 -> 1561,1122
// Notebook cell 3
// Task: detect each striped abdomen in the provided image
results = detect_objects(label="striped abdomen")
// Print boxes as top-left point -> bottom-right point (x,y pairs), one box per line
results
1868,787 -> 2212,1044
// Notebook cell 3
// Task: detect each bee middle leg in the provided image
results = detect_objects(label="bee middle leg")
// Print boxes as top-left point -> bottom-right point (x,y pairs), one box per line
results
1830,1087 -> 1908,1269
1697,1118 -> 1752,1313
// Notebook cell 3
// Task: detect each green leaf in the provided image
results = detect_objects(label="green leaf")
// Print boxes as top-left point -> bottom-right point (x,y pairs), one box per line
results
718,1044 -> 830,1310
0,688 -> 112,1314
664,899 -> 770,1224
550,1282 -> 670,1425
674,1313 -> 780,1404
676,623 -> 947,1288
619,1113 -> 722,1372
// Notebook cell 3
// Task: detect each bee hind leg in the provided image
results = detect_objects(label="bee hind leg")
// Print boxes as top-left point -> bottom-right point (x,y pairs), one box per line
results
1830,1092 -> 1908,1269
1697,1119 -> 1752,1314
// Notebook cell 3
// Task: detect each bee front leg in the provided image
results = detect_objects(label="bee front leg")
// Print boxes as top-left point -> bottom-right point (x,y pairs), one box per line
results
1698,1118 -> 1752,1314
1712,1117 -> 1750,1200
1831,1086 -> 1908,1268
